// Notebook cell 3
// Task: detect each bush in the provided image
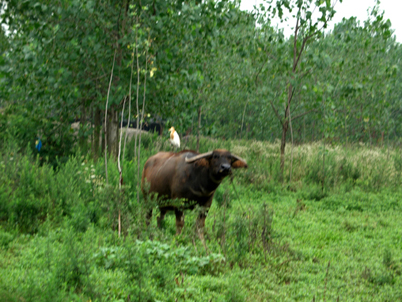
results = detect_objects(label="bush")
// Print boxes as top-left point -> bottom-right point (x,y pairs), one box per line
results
0,105 -> 75,167
0,230 -> 14,249
339,156 -> 360,182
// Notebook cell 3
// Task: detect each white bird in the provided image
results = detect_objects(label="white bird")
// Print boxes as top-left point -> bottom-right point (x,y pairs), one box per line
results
169,126 -> 180,150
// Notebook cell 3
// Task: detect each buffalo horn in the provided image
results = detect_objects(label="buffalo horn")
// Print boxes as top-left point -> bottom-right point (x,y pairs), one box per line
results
185,151 -> 213,163
231,154 -> 247,164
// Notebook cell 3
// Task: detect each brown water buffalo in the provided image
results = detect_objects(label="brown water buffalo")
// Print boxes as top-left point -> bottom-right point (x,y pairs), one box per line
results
141,149 -> 247,239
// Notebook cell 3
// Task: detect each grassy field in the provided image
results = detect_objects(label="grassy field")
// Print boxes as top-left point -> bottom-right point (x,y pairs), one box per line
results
1,135 -> 401,301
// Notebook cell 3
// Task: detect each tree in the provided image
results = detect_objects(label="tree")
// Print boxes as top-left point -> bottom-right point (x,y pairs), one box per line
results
261,0 -> 341,181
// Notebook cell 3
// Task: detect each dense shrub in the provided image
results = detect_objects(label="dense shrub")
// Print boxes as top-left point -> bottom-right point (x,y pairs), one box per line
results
0,105 -> 75,167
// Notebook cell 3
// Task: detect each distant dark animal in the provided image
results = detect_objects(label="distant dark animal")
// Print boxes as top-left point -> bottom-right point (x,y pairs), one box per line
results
141,149 -> 247,240
121,120 -> 162,135
121,120 -> 136,128
143,122 -> 162,135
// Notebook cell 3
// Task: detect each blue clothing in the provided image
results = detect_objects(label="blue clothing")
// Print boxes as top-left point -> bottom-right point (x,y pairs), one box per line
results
35,139 -> 42,151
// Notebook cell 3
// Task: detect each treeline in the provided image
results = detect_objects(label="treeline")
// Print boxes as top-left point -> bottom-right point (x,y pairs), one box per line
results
0,0 -> 401,164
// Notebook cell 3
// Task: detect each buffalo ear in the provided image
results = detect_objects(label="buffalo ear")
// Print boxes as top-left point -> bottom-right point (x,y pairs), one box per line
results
231,158 -> 248,169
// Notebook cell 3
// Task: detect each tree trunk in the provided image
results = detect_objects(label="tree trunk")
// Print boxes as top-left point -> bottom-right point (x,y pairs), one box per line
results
280,114 -> 289,183
344,104 -> 348,144
94,107 -> 101,159
289,103 -> 294,183
137,41 -> 148,205
115,107 -> 120,156
91,104 -> 94,154
312,121 -> 315,141
280,85 -> 292,182
107,106 -> 119,158
107,1 -> 128,158
387,130 -> 390,159
134,15 -> 140,159
241,98 -> 248,139
196,106 -> 202,153
322,134 -> 326,191
80,102 -> 86,149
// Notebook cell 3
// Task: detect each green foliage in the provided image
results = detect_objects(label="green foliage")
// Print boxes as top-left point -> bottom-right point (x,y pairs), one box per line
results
394,151 -> 402,185
225,275 -> 246,302
1,0 -> 402,300
0,105 -> 75,167
1,138 -> 402,301
0,229 -> 14,249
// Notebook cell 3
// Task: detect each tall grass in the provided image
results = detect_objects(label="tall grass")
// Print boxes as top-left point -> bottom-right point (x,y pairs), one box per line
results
2,134 -> 400,234
1,135 -> 401,301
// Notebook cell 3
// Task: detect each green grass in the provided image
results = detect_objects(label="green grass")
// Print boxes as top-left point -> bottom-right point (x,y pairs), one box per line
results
1,136 -> 402,301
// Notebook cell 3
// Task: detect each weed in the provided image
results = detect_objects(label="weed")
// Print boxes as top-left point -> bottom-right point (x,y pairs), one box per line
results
0,230 -> 14,249
1,139 -> 402,301
225,275 -> 246,302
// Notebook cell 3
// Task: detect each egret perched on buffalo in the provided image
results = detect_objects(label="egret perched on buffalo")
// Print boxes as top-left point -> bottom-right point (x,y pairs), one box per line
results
168,126 -> 180,150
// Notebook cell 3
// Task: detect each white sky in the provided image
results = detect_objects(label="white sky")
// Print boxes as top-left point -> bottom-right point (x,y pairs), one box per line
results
240,0 -> 401,43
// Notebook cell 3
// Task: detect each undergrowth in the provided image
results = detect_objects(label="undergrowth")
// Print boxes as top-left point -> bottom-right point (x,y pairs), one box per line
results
1,135 -> 401,301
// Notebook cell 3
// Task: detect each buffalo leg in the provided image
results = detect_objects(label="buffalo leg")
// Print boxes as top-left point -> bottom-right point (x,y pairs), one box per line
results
196,210 -> 209,253
145,209 -> 152,226
196,212 -> 206,239
175,209 -> 185,235
157,209 -> 167,228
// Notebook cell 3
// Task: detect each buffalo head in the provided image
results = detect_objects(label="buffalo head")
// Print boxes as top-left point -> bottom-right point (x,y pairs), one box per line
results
185,149 -> 247,181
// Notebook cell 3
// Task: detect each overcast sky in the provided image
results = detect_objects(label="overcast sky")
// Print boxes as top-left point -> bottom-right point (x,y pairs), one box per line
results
240,0 -> 401,42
